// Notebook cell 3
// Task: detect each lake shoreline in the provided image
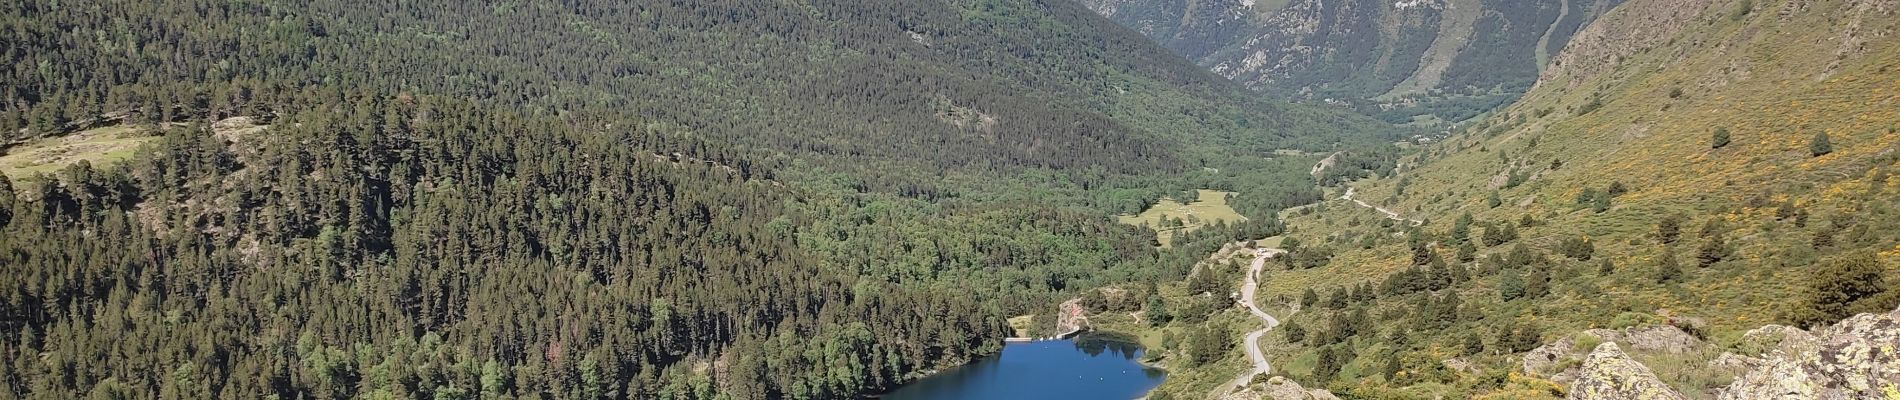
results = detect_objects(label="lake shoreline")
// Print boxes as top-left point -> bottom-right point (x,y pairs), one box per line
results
876,331 -> 1167,399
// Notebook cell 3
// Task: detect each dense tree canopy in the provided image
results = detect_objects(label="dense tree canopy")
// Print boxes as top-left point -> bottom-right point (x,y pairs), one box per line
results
0,0 -> 1400,398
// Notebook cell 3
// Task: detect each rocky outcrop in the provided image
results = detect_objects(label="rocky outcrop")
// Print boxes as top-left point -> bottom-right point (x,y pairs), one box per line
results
1521,326 -> 1687,385
1522,336 -> 1576,375
1735,324 -> 1817,356
1567,342 -> 1688,400
1718,306 -> 1900,400
1225,375 -> 1338,400
1620,325 -> 1701,353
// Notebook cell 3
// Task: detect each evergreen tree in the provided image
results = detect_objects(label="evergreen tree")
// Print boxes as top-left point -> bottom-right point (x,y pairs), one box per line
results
1462,334 -> 1485,355
1145,296 -> 1171,326
1313,346 -> 1342,382
1567,236 -> 1596,261
1606,181 -> 1629,197
1697,233 -> 1728,267
1283,321 -> 1307,343
1812,229 -> 1836,249
1486,190 -> 1502,208
1451,213 -> 1473,245
1185,324 -> 1232,366
1657,214 -> 1683,244
1325,289 -> 1349,309
1590,190 -> 1612,213
1524,267 -> 1550,298
0,175 -> 13,228
1789,252 -> 1893,327
1655,248 -> 1684,284
1300,288 -> 1320,309
1810,132 -> 1832,156
1499,269 -> 1526,301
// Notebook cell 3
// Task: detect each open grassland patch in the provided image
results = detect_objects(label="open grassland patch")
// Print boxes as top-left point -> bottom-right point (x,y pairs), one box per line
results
1,124 -> 157,179
1118,189 -> 1249,247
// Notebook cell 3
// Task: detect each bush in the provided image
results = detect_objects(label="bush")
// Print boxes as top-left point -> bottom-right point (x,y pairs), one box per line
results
1788,252 -> 1894,327
1711,127 -> 1731,149
1810,132 -> 1832,157
1657,214 -> 1683,244
1696,234 -> 1728,267
1561,237 -> 1596,261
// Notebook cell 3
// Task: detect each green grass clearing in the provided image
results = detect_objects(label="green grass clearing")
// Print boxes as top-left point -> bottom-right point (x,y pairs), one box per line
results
1117,189 -> 1249,247
1,124 -> 158,180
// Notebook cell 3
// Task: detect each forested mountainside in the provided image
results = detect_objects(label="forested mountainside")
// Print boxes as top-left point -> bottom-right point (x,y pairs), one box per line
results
1178,0 -> 1900,397
0,1 -> 1403,398
1076,0 -> 1624,125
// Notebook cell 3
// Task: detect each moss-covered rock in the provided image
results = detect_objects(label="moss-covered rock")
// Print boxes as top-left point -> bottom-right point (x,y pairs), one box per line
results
1719,306 -> 1900,399
1566,342 -> 1687,400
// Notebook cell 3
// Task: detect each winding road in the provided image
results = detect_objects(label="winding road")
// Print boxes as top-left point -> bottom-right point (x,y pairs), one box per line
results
1342,187 -> 1423,226
1212,246 -> 1286,398
1210,183 -> 1402,397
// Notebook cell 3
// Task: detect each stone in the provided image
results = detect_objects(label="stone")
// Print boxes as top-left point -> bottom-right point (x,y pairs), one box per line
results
1523,336 -> 1578,375
1621,325 -> 1702,353
1719,306 -> 1900,400
1566,342 -> 1688,400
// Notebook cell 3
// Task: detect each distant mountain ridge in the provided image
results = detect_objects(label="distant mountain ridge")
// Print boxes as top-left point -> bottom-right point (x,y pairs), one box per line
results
1076,0 -> 1624,125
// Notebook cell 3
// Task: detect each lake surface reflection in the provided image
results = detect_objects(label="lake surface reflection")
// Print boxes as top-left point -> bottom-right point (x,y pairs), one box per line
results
880,335 -> 1165,400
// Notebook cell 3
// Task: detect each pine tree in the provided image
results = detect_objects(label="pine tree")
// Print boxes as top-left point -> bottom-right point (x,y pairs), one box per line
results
1789,252 -> 1892,327
1313,346 -> 1342,382
1300,287 -> 1319,308
1809,132 -> 1832,157
1451,213 -> 1473,244
1499,269 -> 1526,301
1657,214 -> 1683,244
1144,295 -> 1171,326
1462,334 -> 1485,355
1655,248 -> 1683,284
1524,267 -> 1550,298
0,175 -> 13,227
1325,289 -> 1348,309
1696,233 -> 1727,267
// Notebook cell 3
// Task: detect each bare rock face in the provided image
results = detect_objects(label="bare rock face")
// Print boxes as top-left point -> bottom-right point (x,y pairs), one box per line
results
1233,376 -> 1337,400
1620,325 -> 1702,353
1260,375 -> 1312,400
1523,336 -> 1578,375
1705,352 -> 1763,373
1522,329 -> 1631,385
1735,324 -> 1818,356
1566,342 -> 1688,400
1718,306 -> 1900,400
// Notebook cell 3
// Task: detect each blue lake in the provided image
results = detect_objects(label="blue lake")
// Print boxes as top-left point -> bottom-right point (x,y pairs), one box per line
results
880,335 -> 1166,400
